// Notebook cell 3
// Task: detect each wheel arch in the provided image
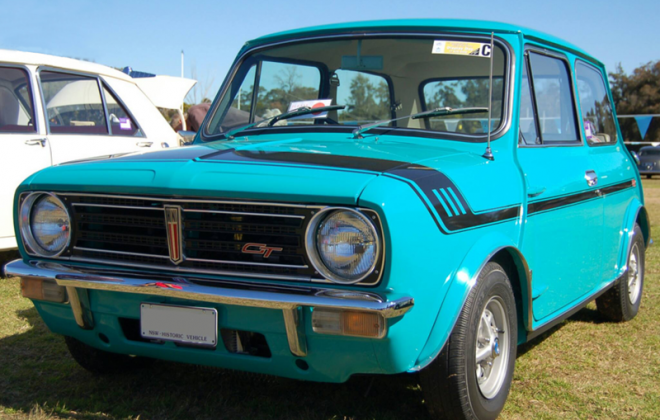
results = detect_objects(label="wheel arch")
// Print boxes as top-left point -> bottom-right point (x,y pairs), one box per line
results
617,201 -> 650,278
409,233 -> 532,372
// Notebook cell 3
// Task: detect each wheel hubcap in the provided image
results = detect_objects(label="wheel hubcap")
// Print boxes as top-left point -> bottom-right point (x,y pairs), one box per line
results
475,296 -> 509,399
628,243 -> 642,305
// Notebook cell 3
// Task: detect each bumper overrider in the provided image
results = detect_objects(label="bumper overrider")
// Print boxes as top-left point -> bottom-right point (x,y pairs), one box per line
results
4,259 -> 414,378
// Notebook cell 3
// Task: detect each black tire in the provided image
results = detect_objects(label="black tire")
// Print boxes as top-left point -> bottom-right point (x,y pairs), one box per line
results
596,224 -> 645,322
64,336 -> 153,375
420,262 -> 517,420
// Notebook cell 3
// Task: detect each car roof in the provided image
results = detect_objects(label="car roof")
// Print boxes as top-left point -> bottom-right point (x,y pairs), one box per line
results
0,49 -> 134,82
245,19 -> 599,65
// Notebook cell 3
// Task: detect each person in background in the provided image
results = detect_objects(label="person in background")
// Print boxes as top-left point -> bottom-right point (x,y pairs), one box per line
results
170,112 -> 184,132
186,103 -> 211,132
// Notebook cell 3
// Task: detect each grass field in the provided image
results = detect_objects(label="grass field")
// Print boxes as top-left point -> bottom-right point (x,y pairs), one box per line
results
1,182 -> 659,420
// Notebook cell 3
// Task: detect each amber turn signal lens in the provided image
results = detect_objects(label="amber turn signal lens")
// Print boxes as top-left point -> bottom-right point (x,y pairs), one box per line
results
312,309 -> 384,338
20,278 -> 67,303
343,312 -> 382,337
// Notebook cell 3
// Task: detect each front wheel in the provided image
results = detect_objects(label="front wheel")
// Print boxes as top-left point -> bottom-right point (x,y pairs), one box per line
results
420,262 -> 517,420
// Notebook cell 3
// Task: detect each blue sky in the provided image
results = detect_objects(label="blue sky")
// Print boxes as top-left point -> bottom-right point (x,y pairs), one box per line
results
3,0 -> 659,102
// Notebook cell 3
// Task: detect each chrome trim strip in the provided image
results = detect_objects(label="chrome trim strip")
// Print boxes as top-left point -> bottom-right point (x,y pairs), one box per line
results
185,257 -> 308,269
66,286 -> 93,329
183,208 -> 305,219
4,260 -> 413,356
283,307 -> 307,356
72,203 -> 164,211
67,255 -> 313,282
73,247 -> 170,259
58,192 -> 323,209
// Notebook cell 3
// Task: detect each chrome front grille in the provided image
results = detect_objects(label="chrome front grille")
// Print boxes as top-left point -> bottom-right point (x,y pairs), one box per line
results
30,193 -> 384,285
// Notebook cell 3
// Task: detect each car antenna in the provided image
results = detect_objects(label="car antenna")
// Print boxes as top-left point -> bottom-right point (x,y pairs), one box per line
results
482,32 -> 495,161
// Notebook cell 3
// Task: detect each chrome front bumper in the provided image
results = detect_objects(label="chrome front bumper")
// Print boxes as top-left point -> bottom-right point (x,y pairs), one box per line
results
3,259 -> 414,357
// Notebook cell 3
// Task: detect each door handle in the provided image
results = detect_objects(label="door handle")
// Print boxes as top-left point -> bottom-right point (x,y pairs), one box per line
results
585,170 -> 598,187
527,186 -> 546,198
25,138 -> 47,147
136,141 -> 153,148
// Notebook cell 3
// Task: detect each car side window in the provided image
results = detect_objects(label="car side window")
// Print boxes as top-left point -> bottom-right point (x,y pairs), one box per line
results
103,85 -> 142,137
527,52 -> 580,144
253,61 -> 321,124
519,62 -> 539,144
40,71 -> 108,135
575,61 -> 617,145
0,66 -> 37,133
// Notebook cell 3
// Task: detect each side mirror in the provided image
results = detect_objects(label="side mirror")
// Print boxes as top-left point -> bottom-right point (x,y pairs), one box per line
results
631,151 -> 641,165
177,130 -> 197,145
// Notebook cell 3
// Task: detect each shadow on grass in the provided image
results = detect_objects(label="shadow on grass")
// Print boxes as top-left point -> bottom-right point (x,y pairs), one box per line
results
517,305 -> 604,358
0,250 -> 20,272
1,306 -> 431,420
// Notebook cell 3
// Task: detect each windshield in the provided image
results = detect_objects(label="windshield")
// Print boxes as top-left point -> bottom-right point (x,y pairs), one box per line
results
205,36 -> 508,140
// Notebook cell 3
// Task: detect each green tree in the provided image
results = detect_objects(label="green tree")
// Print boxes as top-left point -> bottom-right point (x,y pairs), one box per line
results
610,60 -> 660,141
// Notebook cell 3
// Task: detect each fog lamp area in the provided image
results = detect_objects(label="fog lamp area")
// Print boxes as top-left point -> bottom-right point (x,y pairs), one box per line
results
21,278 -> 67,303
311,309 -> 385,338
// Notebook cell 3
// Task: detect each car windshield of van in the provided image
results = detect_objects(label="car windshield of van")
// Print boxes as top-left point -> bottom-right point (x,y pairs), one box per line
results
204,36 -> 508,140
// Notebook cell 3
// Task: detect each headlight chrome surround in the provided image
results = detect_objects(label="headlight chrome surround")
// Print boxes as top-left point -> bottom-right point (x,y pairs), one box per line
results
305,207 -> 382,285
19,192 -> 71,258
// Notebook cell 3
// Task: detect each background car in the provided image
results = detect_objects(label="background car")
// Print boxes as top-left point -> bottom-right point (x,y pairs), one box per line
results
635,145 -> 660,178
0,50 -> 189,250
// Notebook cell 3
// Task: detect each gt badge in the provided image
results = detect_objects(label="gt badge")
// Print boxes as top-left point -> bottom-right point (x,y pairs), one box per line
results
241,243 -> 283,258
164,206 -> 183,264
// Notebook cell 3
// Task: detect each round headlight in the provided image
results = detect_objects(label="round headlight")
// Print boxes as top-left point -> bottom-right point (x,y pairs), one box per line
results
307,208 -> 380,284
20,193 -> 71,257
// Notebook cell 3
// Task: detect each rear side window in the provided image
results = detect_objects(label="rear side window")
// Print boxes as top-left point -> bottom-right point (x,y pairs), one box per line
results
40,71 -> 108,135
575,61 -> 617,145
103,86 -> 142,137
528,52 -> 580,143
0,67 -> 36,133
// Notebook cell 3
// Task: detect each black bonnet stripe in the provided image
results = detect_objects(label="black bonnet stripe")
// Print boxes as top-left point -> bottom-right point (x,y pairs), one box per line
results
202,150 -> 519,234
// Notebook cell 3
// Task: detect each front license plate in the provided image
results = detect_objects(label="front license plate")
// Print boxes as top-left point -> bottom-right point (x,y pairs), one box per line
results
140,303 -> 217,347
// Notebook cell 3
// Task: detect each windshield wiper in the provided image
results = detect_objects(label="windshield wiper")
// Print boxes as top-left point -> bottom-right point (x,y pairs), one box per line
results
412,106 -> 488,119
224,104 -> 346,139
352,106 -> 488,139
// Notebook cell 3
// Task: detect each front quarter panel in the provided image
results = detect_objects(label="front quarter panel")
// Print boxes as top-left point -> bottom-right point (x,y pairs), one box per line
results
357,158 -> 523,373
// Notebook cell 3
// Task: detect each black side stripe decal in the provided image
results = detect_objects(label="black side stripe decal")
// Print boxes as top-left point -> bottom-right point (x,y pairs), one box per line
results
528,180 -> 635,215
199,149 -> 635,234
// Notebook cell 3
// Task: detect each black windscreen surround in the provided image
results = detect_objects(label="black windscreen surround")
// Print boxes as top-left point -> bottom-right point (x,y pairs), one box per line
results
205,36 -> 508,140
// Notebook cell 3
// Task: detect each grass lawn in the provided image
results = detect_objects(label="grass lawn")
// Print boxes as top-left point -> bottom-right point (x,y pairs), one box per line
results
1,181 -> 659,420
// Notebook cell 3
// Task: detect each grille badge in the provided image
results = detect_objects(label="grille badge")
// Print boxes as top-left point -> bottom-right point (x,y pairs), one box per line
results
164,206 -> 184,265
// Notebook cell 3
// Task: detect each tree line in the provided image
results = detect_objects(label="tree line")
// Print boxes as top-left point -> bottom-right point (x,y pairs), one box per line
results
610,60 -> 660,142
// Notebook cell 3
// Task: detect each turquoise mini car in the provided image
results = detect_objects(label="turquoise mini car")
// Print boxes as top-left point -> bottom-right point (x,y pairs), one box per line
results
4,20 -> 648,420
